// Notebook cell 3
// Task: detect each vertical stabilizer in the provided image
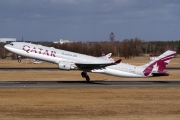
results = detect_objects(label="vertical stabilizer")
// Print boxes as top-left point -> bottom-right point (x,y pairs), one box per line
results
142,50 -> 176,76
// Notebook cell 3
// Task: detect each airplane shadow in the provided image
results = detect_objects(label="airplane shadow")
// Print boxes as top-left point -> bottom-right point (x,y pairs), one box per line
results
1,80 -> 180,88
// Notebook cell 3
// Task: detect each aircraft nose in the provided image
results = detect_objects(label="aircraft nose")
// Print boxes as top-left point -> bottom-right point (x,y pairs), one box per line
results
4,44 -> 11,50
4,44 -> 9,49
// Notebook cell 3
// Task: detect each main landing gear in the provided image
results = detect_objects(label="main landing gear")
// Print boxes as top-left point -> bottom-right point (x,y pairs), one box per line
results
81,71 -> 90,82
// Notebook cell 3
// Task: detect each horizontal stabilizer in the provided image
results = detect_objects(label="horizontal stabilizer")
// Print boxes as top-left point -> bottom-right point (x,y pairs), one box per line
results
152,72 -> 169,76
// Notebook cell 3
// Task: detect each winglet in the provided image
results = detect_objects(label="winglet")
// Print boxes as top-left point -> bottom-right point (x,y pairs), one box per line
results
114,59 -> 121,64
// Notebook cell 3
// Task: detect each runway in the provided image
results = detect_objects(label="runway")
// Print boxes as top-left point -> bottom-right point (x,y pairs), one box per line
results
0,81 -> 180,88
0,67 -> 179,88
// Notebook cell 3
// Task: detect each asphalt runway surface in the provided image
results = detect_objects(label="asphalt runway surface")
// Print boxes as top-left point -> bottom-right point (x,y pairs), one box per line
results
0,67 -> 179,88
0,81 -> 180,88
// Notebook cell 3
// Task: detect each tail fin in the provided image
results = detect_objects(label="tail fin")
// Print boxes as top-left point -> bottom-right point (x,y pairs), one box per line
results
142,50 -> 176,76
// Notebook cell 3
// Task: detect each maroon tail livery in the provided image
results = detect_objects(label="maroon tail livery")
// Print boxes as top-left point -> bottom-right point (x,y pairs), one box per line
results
142,50 -> 176,76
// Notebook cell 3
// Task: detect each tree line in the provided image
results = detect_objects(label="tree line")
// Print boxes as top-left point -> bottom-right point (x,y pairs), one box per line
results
0,38 -> 180,59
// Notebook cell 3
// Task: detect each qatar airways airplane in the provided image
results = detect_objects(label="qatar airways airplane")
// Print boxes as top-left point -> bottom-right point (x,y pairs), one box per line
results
4,42 -> 176,81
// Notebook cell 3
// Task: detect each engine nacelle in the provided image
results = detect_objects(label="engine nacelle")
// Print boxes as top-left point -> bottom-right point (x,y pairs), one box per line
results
58,61 -> 71,70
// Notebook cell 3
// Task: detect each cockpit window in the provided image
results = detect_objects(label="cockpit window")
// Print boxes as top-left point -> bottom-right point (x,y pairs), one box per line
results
10,43 -> 14,46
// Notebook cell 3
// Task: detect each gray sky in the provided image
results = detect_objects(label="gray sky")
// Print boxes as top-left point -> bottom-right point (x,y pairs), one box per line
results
0,0 -> 180,42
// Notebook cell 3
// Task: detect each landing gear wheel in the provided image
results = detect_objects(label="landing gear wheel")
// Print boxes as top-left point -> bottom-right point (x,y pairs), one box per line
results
81,72 -> 86,78
85,75 -> 90,82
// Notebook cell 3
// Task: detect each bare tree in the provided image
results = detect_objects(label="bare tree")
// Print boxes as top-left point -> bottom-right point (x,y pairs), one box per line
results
0,43 -> 7,59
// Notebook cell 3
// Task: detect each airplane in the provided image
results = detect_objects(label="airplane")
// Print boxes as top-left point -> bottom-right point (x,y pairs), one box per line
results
4,42 -> 176,81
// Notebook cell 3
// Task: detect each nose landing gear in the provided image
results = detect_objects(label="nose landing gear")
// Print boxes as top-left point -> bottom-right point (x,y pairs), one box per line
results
81,72 -> 90,82
17,55 -> 21,63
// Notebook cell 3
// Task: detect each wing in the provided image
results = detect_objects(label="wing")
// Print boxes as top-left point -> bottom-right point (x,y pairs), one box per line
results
75,59 -> 121,70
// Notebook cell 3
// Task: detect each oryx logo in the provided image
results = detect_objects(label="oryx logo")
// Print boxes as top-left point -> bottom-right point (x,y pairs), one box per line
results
143,53 -> 175,76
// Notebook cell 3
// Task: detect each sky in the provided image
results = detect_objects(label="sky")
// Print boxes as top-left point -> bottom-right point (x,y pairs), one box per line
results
0,0 -> 180,42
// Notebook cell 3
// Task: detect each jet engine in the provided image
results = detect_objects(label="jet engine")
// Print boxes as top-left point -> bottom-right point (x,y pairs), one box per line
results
58,61 -> 71,70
